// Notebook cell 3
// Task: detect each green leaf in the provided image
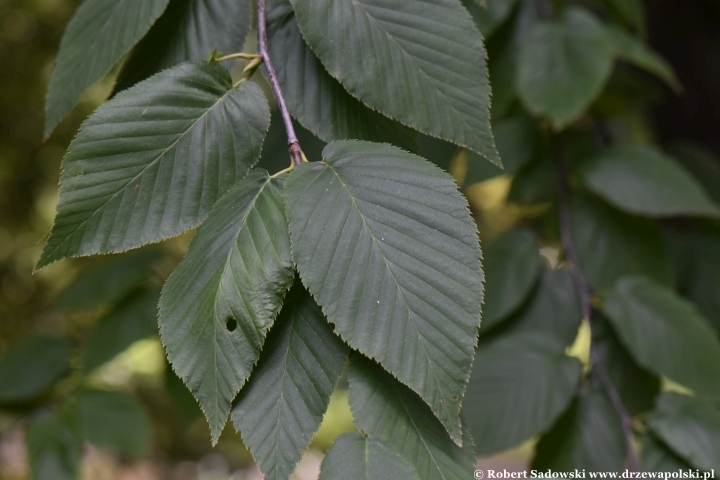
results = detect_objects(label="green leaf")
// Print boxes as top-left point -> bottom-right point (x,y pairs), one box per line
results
62,390 -> 151,456
37,62 -> 270,270
44,0 -> 170,136
507,153 -> 556,205
0,336 -> 72,404
481,228 -> 543,330
668,141 -> 720,205
285,141 -> 483,444
492,113 -> 539,173
464,113 -> 539,186
464,0 -> 520,38
647,393 -> 720,471
26,412 -> 82,480
266,0 -> 417,151
531,378 -> 626,471
166,365 -> 203,422
666,230 -> 720,331
579,145 -> 720,218
159,169 -> 293,443
593,316 -> 660,416
486,17 -> 519,119
604,25 -> 681,92
602,0 -> 645,33
231,284 -> 348,480
570,193 -> 672,290
290,0 -> 500,165
56,250 -> 161,311
349,356 -> 476,480
517,6 -> 614,129
641,433 -> 694,472
115,0 -> 252,92
492,268 -> 582,352
319,433 -> 419,480
465,336 -> 581,455
418,135 -> 460,173
602,277 -> 720,400
82,289 -> 161,373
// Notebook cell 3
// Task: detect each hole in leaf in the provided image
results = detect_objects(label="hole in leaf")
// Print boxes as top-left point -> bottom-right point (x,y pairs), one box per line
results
226,317 -> 237,332
451,395 -> 459,402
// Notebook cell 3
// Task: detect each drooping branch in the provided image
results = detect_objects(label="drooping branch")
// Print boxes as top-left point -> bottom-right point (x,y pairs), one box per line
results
552,134 -> 640,472
257,0 -> 304,166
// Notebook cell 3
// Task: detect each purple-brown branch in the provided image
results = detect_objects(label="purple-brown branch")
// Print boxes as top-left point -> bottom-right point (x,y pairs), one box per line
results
552,134 -> 640,472
257,0 -> 304,166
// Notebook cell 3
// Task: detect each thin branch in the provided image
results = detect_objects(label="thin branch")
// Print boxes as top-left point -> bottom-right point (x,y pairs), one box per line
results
552,134 -> 640,472
257,0 -> 304,166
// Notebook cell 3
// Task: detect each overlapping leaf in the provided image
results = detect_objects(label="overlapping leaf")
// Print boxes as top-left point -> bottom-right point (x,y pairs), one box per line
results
160,170 -> 294,443
319,433 -> 418,480
266,0 -> 416,151
570,193 -> 672,290
593,317 -> 660,416
496,268 -> 582,351
532,378 -> 627,471
291,0 -> 500,164
115,0 -> 252,91
0,336 -> 72,404
481,228 -> 543,330
82,289 -> 161,373
232,285 -> 348,480
56,250 -> 161,311
465,336 -> 581,455
466,0 -> 520,38
45,0 -> 170,136
605,25 -> 681,91
666,229 -> 720,331
349,356 -> 476,480
26,412 -> 82,480
669,141 -> 720,204
579,145 -> 720,218
62,390 -> 151,456
647,393 -> 720,471
602,277 -> 720,400
37,62 -> 270,269
285,141 -> 483,444
641,434 -> 694,472
517,6 -> 614,129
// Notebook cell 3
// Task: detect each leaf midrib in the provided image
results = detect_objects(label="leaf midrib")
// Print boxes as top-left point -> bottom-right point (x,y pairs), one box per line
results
324,161 -> 456,432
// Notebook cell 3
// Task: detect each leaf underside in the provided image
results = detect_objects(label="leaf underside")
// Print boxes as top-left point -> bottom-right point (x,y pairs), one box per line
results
285,140 -> 483,444
291,0 -> 500,165
159,170 -> 294,443
38,62 -> 270,270
232,284 -> 348,480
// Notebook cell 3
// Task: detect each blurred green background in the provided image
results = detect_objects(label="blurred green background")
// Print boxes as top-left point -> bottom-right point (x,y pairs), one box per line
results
2,0 -> 720,478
